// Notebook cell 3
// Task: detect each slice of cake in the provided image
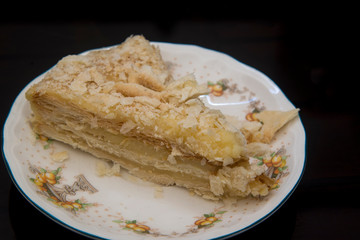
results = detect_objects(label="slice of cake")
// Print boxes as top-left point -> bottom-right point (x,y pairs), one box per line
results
26,35 -> 274,200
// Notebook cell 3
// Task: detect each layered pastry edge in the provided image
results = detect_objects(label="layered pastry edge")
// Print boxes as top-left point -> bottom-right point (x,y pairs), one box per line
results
25,35 -> 298,201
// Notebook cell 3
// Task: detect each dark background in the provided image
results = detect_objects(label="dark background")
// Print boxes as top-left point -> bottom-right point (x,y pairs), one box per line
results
1,3 -> 359,239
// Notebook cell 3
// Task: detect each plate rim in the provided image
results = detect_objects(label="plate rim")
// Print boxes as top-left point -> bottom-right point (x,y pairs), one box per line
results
2,41 -> 307,240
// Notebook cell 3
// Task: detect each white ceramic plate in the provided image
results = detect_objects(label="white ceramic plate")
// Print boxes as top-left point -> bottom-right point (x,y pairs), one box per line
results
3,42 -> 306,240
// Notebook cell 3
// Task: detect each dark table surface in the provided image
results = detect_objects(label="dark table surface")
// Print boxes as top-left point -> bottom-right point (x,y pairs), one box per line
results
1,4 -> 359,240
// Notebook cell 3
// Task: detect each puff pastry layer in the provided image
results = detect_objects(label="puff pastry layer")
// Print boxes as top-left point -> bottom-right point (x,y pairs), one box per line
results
26,35 -> 274,200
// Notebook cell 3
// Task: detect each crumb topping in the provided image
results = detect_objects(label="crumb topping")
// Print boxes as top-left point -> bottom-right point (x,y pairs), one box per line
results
26,35 -> 246,164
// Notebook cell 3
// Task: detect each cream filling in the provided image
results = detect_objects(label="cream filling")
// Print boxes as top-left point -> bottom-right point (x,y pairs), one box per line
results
32,121 -> 217,198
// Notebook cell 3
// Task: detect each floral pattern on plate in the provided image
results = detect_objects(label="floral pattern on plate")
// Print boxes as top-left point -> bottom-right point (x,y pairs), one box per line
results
29,164 -> 97,214
113,219 -> 153,234
112,209 -> 227,237
193,211 -> 227,229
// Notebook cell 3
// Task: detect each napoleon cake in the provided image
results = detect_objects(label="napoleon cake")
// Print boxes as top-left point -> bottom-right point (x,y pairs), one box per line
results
26,35 -> 277,200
